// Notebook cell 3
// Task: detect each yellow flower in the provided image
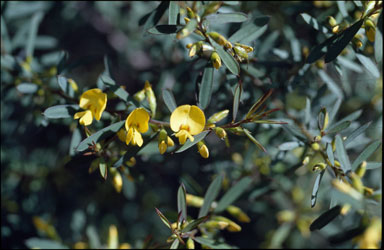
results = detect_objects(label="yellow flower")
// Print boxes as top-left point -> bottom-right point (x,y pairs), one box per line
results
125,108 -> 150,147
170,105 -> 206,145
74,88 -> 107,126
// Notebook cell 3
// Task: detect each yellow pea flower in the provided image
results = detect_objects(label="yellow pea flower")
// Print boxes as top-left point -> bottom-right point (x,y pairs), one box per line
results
125,108 -> 150,147
74,88 -> 107,126
170,105 -> 206,145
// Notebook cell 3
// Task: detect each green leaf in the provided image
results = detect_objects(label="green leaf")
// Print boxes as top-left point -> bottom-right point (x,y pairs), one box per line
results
344,121 -> 371,146
26,11 -> 44,57
374,29 -> 382,63
324,19 -> 364,63
194,237 -> 234,249
205,12 -> 248,24
306,34 -> 338,64
309,205 -> 342,231
57,75 -> 75,97
270,223 -> 292,248
141,1 -> 169,36
182,18 -> 198,37
300,13 -> 328,33
366,162 -> 382,170
99,159 -> 107,180
168,1 -> 179,25
69,128 -> 82,156
209,37 -> 240,75
155,207 -> 172,230
25,238 -> 69,249
76,121 -> 125,152
16,83 -> 38,94
311,170 -> 325,208
147,25 -> 182,35
335,134 -> 352,174
355,53 -> 380,78
232,82 -> 242,121
181,215 -> 209,233
198,174 -> 223,218
215,176 -> 252,213
162,88 -> 177,112
43,104 -> 80,119
324,120 -> 351,135
229,15 -> 270,43
198,65 -> 214,110
318,70 -> 343,98
177,183 -> 187,223
326,143 -> 335,166
351,140 -> 381,171
246,89 -> 273,118
170,239 -> 179,249
175,131 -> 210,153
100,75 -> 130,103
278,141 -> 302,151
100,74 -> 116,86
328,226 -> 365,244
243,128 -> 267,152
336,1 -> 348,17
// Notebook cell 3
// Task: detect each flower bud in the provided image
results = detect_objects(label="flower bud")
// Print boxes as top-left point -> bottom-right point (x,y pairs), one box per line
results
356,161 -> 367,178
340,204 -> 351,215
112,171 -> 123,193
144,81 -> 156,117
352,34 -> 363,48
203,221 -> 229,230
234,43 -> 253,53
197,141 -> 209,158
349,172 -> 364,194
364,18 -> 376,42
186,194 -> 204,207
227,126 -> 244,135
67,78 -> 79,92
311,142 -> 321,151
186,7 -> 195,18
158,140 -> 167,154
214,127 -> 227,140
277,210 -> 295,223
184,17 -> 191,24
186,238 -> 195,249
167,136 -> 174,147
133,89 -> 146,102
207,32 -> 228,47
226,205 -> 251,223
211,216 -> 241,232
211,51 -> 221,69
233,46 -> 248,62
312,162 -> 327,172
158,129 -> 168,154
108,225 -> 119,249
207,109 -> 229,124
327,16 -> 337,28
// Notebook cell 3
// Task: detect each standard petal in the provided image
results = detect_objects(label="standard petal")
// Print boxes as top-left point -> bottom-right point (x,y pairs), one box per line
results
135,108 -> 150,133
93,92 -> 107,120
170,105 -> 190,132
79,88 -> 103,109
188,105 -> 205,135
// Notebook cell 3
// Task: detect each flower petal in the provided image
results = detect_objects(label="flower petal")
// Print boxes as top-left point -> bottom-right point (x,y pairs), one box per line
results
126,127 -> 133,145
170,105 -> 190,132
79,88 -> 107,120
133,128 -> 143,147
126,108 -> 150,133
79,110 -> 93,126
188,105 -> 205,135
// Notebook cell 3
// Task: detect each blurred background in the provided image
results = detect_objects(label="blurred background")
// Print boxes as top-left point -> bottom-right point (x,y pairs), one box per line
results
1,1 -> 382,249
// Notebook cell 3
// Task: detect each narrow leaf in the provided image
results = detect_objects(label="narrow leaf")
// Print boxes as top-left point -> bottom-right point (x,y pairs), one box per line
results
366,162 -> 382,170
351,140 -> 381,171
229,15 -> 270,43
26,12 -> 44,57
155,207 -> 172,230
215,176 -> 253,212
16,83 -> 38,94
306,34 -> 338,64
170,239 -> 179,249
318,70 -> 343,98
344,122 -> 371,146
311,170 -> 325,208
177,183 -> 187,223
356,53 -> 380,78
206,12 -> 248,24
335,134 -> 352,174
181,215 -> 209,233
232,82 -> 242,121
243,128 -> 267,152
25,238 -> 69,249
278,141 -> 302,151
374,29 -> 382,63
246,89 -> 273,118
76,121 -> 125,152
324,19 -> 364,63
162,88 -> 177,112
309,205 -> 342,231
300,13 -> 328,33
168,1 -> 179,25
326,143 -> 335,166
175,131 -> 210,153
99,159 -> 107,180
198,175 -> 223,218
147,25 -> 182,35
325,120 -> 351,135
198,65 -> 214,110
43,104 -> 80,119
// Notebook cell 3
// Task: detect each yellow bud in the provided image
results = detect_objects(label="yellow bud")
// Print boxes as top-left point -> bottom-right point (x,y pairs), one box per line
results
313,135 -> 322,142
74,242 -> 88,249
167,136 -> 174,147
228,126 -> 244,135
302,156 -> 310,165
184,17 -> 191,24
186,43 -> 193,49
224,41 -> 233,50
108,225 -> 119,249
233,46 -> 248,62
312,162 -> 327,172
186,7 -> 195,18
197,141 -> 209,158
207,32 -> 228,46
67,78 -> 79,92
204,220 -> 229,230
364,18 -> 376,42
311,142 -> 321,151
202,2 -> 222,16
352,36 -> 363,48
332,25 -> 340,34
186,238 -> 195,249
212,216 -> 241,232
189,44 -> 197,57
226,205 -> 251,223
119,243 -> 132,249
158,140 -> 167,154
144,80 -> 156,117
277,210 -> 295,223
326,16 -> 337,28
214,127 -> 227,140
207,109 -> 229,124
332,179 -> 363,200
364,186 -> 374,196
113,171 -> 123,193
356,161 -> 367,178
125,157 -> 136,167
186,194 -> 204,207
349,172 -> 364,193
315,59 -> 325,69
234,43 -> 253,53
133,89 -> 146,102
211,51 -> 221,69
340,204 -> 351,215
302,46 -> 309,59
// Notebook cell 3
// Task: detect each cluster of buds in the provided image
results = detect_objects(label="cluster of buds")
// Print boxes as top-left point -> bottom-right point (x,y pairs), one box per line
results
133,80 -> 157,118
158,128 -> 175,154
